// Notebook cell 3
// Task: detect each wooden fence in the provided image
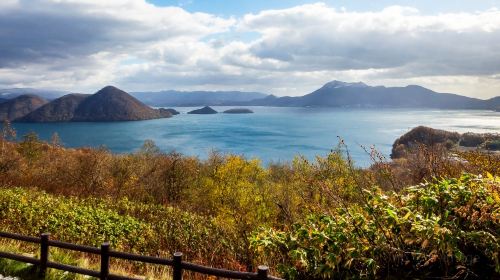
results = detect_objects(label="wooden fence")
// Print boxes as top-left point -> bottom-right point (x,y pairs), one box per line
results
0,231 -> 282,280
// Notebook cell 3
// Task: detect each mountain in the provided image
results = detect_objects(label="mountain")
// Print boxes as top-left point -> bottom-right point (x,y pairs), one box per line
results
187,106 -> 218,114
0,95 -> 48,121
18,86 -> 172,122
19,94 -> 90,122
0,88 -> 69,100
486,96 -> 500,111
246,81 -> 497,109
131,90 -> 268,107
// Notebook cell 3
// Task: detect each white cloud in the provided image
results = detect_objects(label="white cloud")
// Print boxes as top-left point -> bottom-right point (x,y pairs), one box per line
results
241,4 -> 500,75
0,0 -> 18,9
0,1 -> 499,98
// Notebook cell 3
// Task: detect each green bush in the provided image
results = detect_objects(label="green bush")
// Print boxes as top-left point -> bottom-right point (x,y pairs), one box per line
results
250,174 -> 500,279
484,140 -> 500,151
0,188 -> 148,250
0,188 -> 233,266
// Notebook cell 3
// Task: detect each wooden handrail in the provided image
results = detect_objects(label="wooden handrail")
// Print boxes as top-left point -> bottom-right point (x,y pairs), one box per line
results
48,239 -> 101,254
0,231 -> 282,280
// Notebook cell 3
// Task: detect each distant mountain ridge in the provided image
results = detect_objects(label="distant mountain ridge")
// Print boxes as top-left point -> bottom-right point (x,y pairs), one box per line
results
244,81 -> 499,110
15,86 -> 172,122
0,88 -> 69,100
2,81 -> 499,111
131,90 -> 268,107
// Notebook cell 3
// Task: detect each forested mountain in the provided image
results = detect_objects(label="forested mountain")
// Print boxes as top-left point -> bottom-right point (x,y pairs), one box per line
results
17,86 -> 172,122
0,94 -> 48,121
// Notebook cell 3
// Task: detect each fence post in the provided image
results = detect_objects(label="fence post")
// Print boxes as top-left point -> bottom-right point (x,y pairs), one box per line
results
173,252 -> 183,280
257,265 -> 268,280
100,242 -> 110,280
39,233 -> 50,278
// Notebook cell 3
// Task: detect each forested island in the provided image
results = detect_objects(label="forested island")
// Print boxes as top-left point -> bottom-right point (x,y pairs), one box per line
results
0,123 -> 498,279
0,86 -> 173,122
187,106 -> 218,114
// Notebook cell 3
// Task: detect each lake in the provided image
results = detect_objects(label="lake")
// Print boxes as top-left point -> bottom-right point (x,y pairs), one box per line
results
10,107 -> 500,167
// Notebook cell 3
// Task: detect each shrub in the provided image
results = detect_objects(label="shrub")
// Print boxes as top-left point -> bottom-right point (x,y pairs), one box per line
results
251,174 -> 500,279
484,140 -> 500,151
460,132 -> 487,147
0,188 -> 234,268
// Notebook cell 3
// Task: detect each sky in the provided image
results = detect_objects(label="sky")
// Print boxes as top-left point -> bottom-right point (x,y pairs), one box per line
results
0,0 -> 499,98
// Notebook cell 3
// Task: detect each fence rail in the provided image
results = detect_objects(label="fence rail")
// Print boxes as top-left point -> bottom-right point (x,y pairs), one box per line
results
0,231 -> 283,280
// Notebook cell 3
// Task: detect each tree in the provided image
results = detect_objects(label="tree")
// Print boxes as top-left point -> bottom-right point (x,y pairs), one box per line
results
139,139 -> 161,156
1,120 -> 16,141
50,132 -> 63,147
17,132 -> 43,163
1,120 -> 16,154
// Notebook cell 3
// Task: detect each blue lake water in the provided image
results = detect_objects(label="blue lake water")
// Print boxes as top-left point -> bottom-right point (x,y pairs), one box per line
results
10,107 -> 500,166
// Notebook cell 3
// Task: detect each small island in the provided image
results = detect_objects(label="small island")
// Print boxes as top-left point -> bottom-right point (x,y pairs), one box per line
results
187,106 -> 217,114
223,108 -> 254,114
161,108 -> 180,115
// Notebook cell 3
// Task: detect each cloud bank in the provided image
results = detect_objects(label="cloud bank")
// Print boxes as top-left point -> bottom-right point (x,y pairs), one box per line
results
0,1 -> 499,98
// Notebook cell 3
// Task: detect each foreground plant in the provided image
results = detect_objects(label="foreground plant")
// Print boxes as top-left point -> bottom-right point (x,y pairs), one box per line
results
251,174 -> 500,279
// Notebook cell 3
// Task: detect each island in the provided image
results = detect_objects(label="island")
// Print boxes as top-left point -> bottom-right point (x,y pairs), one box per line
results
13,86 -> 172,122
223,108 -> 254,114
162,108 -> 180,115
187,106 -> 218,114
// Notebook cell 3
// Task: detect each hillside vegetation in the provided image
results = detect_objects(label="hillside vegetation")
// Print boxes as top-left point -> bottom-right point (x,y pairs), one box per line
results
0,122 -> 498,279
0,95 -> 47,121
392,126 -> 500,158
